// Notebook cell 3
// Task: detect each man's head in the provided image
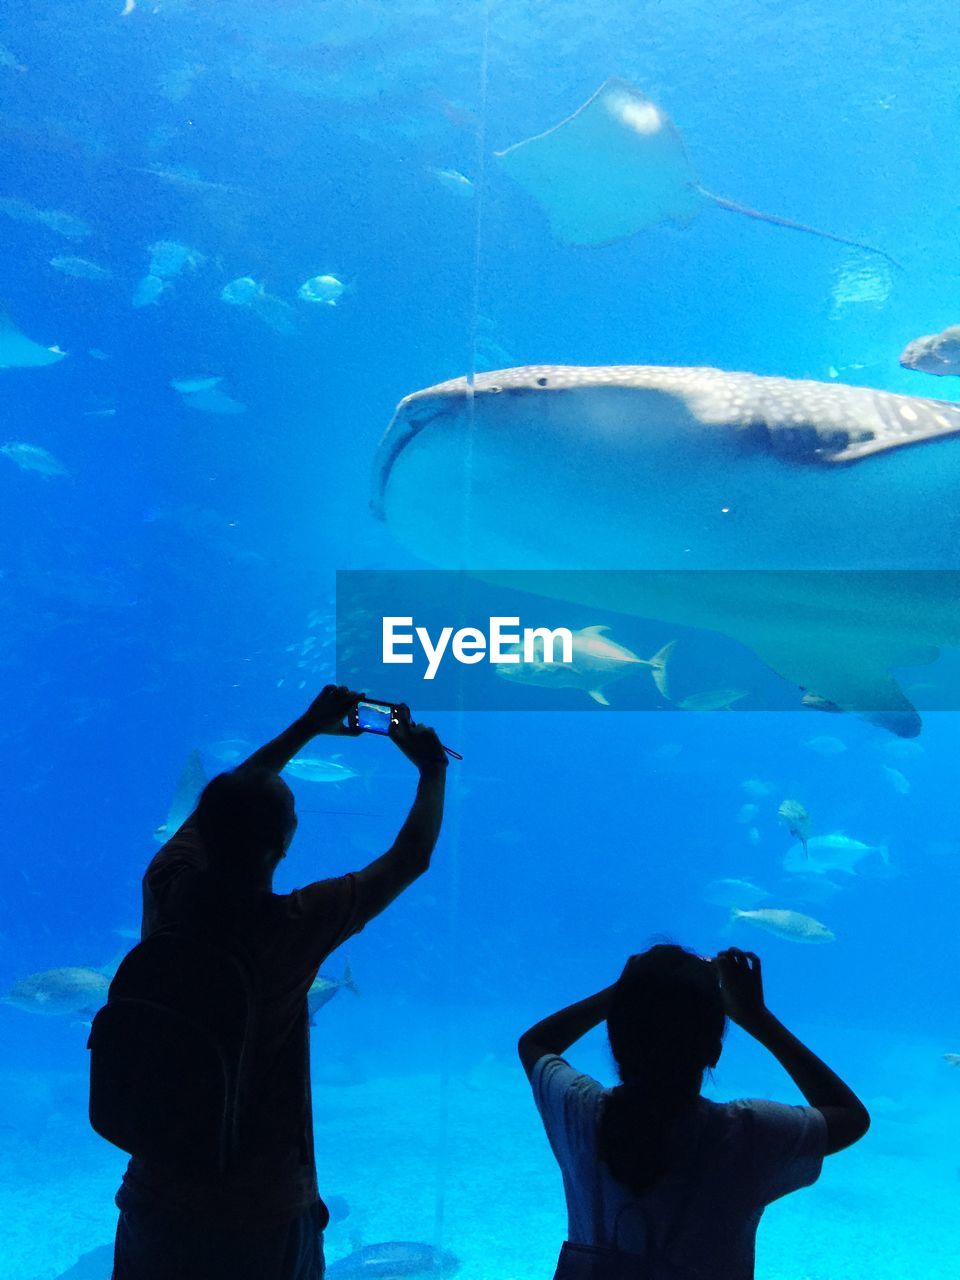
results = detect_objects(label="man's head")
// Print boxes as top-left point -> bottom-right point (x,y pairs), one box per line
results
195,768 -> 297,882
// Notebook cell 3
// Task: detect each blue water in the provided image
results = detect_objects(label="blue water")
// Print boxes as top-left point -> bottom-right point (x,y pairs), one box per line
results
2,1 -> 960,1276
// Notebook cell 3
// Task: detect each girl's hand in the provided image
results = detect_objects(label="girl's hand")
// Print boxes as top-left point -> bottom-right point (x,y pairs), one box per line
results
715,948 -> 768,1030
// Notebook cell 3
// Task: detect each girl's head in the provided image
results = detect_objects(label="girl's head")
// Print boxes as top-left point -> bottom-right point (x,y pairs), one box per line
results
598,944 -> 726,1194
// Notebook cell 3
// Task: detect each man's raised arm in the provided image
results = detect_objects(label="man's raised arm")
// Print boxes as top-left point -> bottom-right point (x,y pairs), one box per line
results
354,707 -> 447,923
238,685 -> 364,775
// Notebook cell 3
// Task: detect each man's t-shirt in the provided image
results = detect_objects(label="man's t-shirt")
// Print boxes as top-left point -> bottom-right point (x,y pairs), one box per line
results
532,1055 -> 827,1279
116,819 -> 366,1231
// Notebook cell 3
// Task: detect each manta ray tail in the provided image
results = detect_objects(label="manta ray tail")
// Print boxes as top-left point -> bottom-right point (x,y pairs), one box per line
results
699,188 -> 902,270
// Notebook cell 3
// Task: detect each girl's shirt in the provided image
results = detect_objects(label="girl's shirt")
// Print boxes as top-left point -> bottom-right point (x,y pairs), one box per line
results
532,1054 -> 826,1279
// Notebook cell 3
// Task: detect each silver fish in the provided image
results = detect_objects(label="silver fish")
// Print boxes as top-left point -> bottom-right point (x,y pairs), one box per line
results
732,907 -> 835,944
495,624 -> 673,705
2,966 -> 110,1016
783,832 -> 890,877
778,799 -> 811,858
702,878 -> 768,910
50,255 -> 111,281
308,960 -> 358,1026
286,756 -> 357,784
325,1243 -> 459,1279
1,442 -> 68,476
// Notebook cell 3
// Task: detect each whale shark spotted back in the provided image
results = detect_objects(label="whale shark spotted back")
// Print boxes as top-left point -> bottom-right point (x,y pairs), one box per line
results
373,364 -> 960,735
373,365 -> 960,519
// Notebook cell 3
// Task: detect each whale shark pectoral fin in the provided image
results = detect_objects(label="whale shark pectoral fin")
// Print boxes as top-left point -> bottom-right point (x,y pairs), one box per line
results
747,634 -> 923,738
588,688 -> 610,706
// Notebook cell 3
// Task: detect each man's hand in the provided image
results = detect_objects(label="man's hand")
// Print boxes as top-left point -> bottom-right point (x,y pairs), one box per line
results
300,685 -> 365,737
389,704 -> 447,771
715,948 -> 768,1030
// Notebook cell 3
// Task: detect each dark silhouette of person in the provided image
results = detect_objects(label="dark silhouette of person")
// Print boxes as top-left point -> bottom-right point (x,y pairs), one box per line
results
518,945 -> 869,1279
112,685 -> 448,1280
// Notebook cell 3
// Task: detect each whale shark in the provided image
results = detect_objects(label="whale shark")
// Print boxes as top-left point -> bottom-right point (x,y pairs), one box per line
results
372,365 -> 960,735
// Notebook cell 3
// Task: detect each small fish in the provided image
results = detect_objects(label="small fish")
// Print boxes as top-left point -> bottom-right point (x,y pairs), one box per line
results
325,1243 -> 460,1279
149,239 -> 203,279
778,799 -> 811,858
221,276 -> 261,305
171,376 -> 222,394
0,196 -> 37,224
899,325 -> 960,377
88,348 -> 111,361
881,765 -> 910,796
731,907 -> 835,944
308,960 -> 359,1026
495,626 -> 673,706
741,778 -> 775,798
784,872 -> 845,904
285,756 -> 358,784
945,1053 -> 960,1067
1,442 -> 68,477
297,274 -> 347,306
803,735 -> 847,757
132,274 -> 166,308
677,687 -> 747,712
702,878 -> 768,910
156,63 -> 205,103
0,44 -> 27,73
50,255 -> 112,281
209,738 -> 252,765
784,832 -> 890,877
140,165 -> 238,195
1,966 -> 111,1016
430,167 -> 474,197
36,208 -> 91,240
178,385 -> 246,415
82,408 -> 117,418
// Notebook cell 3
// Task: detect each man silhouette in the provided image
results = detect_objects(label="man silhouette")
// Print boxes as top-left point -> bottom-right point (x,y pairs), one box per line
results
111,685 -> 447,1280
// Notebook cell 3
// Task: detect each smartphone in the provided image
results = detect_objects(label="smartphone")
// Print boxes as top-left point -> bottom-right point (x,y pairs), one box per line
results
347,698 -> 463,760
348,699 -> 399,735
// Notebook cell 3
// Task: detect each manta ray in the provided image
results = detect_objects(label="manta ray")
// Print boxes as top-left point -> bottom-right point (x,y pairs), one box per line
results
495,78 -> 899,267
372,365 -> 960,736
